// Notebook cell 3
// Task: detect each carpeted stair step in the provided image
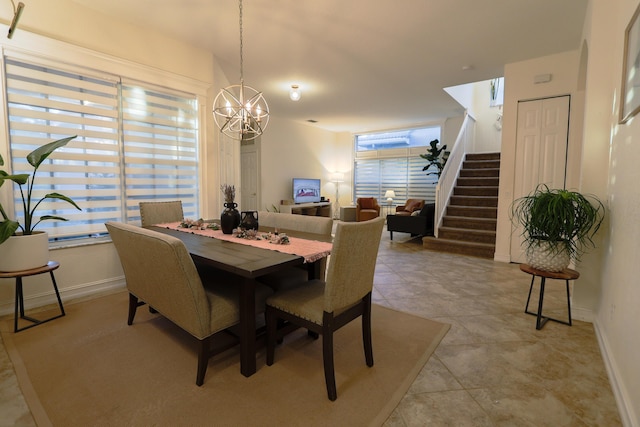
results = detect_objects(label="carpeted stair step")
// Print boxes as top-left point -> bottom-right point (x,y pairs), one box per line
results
422,236 -> 495,259
438,227 -> 496,244
466,153 -> 501,161
462,159 -> 501,169
460,168 -> 500,178
450,195 -> 498,207
456,177 -> 500,187
447,205 -> 497,218
453,186 -> 499,197
442,216 -> 497,231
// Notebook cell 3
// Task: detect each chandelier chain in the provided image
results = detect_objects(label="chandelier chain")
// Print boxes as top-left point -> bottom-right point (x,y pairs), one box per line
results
239,0 -> 244,82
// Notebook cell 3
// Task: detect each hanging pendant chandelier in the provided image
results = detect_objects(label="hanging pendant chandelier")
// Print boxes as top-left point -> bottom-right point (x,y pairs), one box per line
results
213,0 -> 269,141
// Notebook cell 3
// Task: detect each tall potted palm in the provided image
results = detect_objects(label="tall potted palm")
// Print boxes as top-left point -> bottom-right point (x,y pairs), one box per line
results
0,136 -> 81,271
511,184 -> 605,272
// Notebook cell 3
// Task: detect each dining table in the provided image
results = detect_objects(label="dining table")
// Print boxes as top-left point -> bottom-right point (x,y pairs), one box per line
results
147,223 -> 332,377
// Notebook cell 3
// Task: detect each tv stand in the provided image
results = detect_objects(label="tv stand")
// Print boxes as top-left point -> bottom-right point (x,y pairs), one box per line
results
280,202 -> 332,217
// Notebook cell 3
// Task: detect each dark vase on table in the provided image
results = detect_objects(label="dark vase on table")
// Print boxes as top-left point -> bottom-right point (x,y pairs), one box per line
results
221,202 -> 241,234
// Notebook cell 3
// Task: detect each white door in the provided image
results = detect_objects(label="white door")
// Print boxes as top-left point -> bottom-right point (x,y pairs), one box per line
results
510,96 -> 570,262
240,140 -> 259,211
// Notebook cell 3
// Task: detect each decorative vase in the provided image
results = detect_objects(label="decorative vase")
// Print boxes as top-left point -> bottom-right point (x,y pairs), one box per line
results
526,240 -> 570,272
0,231 -> 49,272
240,211 -> 259,230
220,202 -> 241,234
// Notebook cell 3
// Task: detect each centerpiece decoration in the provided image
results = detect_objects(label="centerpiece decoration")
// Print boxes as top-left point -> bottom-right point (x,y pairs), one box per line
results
234,228 -> 290,244
220,184 -> 241,234
179,218 -> 219,230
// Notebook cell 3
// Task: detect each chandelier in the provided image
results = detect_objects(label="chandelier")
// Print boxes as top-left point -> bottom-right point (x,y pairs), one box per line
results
213,0 -> 269,141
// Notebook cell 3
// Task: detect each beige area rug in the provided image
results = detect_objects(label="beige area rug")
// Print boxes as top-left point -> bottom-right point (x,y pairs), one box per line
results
2,291 -> 449,427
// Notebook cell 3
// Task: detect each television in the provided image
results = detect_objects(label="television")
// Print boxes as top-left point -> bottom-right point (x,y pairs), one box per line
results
293,178 -> 321,204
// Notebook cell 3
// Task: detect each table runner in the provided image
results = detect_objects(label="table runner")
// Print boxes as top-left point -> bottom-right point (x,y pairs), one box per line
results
155,222 -> 331,263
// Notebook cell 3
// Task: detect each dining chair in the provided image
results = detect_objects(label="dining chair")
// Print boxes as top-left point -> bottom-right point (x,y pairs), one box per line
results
139,200 -> 184,227
105,221 -> 273,386
265,217 -> 385,401
258,211 -> 333,289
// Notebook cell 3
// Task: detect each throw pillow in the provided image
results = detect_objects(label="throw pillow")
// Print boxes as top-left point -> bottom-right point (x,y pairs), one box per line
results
411,210 -> 420,216
406,199 -> 421,212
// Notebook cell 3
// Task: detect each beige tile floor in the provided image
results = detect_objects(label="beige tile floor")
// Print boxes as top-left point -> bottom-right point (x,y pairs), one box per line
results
0,229 -> 622,426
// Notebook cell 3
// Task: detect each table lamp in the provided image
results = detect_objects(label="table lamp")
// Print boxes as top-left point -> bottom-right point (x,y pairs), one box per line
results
384,190 -> 396,205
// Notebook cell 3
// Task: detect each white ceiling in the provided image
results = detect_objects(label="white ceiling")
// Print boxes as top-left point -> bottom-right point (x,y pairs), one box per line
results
70,0 -> 588,134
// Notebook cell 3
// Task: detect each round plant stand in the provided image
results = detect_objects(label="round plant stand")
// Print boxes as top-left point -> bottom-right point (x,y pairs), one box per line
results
520,264 -> 579,330
0,261 -> 65,332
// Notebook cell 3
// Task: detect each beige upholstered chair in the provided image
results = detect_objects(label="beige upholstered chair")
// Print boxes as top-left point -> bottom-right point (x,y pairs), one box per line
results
356,197 -> 380,221
265,217 -> 385,400
258,211 -> 333,288
105,221 -> 273,386
139,201 -> 184,227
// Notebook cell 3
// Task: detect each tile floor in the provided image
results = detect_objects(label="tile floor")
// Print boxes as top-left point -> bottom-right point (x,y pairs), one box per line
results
0,229 -> 622,426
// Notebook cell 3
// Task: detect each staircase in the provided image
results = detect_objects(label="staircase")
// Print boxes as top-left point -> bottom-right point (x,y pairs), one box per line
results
422,153 -> 500,258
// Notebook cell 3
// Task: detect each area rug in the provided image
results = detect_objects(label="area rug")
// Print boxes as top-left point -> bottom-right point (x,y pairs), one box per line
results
2,290 -> 449,427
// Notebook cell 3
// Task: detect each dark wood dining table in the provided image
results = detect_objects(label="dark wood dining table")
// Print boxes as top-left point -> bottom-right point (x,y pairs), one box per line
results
147,225 -> 330,377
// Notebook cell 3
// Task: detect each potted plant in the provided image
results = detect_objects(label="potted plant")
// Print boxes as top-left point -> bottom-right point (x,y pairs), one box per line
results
0,136 -> 81,271
510,184 -> 605,272
420,138 -> 449,179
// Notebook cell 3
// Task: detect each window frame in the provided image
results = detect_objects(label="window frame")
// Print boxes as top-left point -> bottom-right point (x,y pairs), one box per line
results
0,40 -> 209,244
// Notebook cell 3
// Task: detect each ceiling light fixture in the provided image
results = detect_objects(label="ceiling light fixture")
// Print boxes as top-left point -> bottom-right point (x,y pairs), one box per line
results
213,0 -> 269,141
7,0 -> 24,39
289,84 -> 301,101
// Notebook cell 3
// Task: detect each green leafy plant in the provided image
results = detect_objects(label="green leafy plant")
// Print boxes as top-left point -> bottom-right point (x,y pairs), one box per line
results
0,136 -> 81,245
420,138 -> 449,179
510,184 -> 605,262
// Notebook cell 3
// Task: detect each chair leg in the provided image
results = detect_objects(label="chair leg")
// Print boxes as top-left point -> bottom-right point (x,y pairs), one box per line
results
322,314 -> 337,401
196,336 -> 212,386
266,306 -> 277,366
127,293 -> 138,325
362,297 -> 374,367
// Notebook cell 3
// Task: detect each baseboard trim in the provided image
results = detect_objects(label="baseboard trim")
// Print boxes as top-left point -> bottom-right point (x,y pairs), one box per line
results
0,277 -> 126,317
571,305 -> 594,323
594,318 -> 637,427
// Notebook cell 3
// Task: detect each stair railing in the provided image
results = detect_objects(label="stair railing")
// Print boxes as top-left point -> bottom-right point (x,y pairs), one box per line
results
434,112 -> 476,237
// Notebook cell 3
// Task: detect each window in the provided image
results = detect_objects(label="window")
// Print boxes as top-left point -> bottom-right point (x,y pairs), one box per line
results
355,127 -> 440,152
354,126 -> 441,206
4,56 -> 199,241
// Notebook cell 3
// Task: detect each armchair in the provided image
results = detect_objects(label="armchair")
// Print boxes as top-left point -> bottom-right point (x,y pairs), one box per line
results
356,197 -> 380,222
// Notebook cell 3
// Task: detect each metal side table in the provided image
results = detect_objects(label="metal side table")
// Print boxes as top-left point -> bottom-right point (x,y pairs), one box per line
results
0,261 -> 66,332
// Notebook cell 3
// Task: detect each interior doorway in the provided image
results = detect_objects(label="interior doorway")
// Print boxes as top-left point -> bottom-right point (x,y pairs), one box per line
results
510,95 -> 570,262
240,139 -> 260,211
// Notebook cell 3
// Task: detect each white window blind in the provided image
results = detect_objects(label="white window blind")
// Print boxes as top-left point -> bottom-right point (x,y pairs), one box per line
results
354,157 -> 437,205
4,57 -> 199,240
121,82 -> 199,222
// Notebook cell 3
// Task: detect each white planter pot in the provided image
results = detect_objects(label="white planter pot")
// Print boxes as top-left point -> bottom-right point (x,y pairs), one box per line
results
526,240 -> 570,272
0,231 -> 50,272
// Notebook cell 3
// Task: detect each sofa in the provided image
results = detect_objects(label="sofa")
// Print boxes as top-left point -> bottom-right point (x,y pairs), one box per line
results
386,203 -> 435,240
395,198 -> 425,216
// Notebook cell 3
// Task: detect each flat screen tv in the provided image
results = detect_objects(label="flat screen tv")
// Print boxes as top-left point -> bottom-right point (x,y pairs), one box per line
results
293,178 -> 321,204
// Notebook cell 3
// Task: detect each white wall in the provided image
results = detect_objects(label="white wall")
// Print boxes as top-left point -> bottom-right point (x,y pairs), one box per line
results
259,118 -> 351,209
472,80 -> 503,153
582,0 -> 640,424
494,50 -> 584,264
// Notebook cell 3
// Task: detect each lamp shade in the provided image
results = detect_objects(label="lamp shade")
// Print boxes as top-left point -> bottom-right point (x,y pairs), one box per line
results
331,172 -> 344,182
384,190 -> 396,199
